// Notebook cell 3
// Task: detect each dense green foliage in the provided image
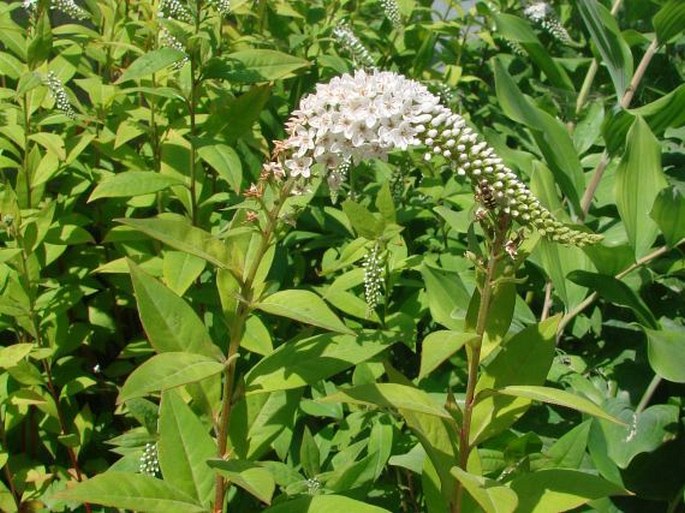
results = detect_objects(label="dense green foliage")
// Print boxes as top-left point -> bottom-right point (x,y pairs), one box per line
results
0,0 -> 684,512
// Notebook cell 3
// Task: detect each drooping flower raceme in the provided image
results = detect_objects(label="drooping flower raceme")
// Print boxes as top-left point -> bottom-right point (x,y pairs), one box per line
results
523,1 -> 572,45
274,69 -> 601,246
45,72 -> 77,119
332,24 -> 377,70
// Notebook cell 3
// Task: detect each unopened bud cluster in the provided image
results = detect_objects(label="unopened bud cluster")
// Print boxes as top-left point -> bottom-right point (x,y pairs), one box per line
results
328,157 -> 351,203
160,28 -> 189,69
273,69 -> 601,247
523,2 -> 572,45
332,24 -> 376,70
363,242 -> 385,312
139,443 -> 160,476
380,0 -> 402,29
209,0 -> 231,16
159,0 -> 191,22
51,0 -> 89,19
45,72 -> 76,119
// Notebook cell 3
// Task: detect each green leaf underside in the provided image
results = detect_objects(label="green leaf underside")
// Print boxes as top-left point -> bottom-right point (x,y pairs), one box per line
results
207,459 -> 275,504
56,472 -> 205,513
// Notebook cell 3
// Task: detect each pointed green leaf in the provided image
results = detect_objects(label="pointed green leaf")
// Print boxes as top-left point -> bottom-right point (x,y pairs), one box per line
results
89,172 -> 184,202
650,185 -> 685,247
321,383 -> 451,418
342,199 -> 384,239
245,332 -> 395,393
644,319 -> 685,383
29,132 -> 66,160
486,385 -> 622,424
158,390 -> 216,506
118,352 -> 224,403
299,426 -> 320,478
508,469 -> 627,513
451,467 -> 518,513
56,472 -> 205,513
262,494 -> 391,512
419,330 -> 475,380
420,261 -> 471,331
256,289 -> 353,334
545,420 -> 593,469
654,0 -> 685,44
197,143 -> 242,193
207,459 -> 275,504
615,117 -> 668,258
128,260 -> 220,358
116,48 -> 186,83
204,50 -> 310,84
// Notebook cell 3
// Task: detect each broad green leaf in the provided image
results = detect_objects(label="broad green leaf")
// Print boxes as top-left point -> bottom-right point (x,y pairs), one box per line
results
592,398 -> 679,469
0,344 -> 34,368
493,13 -> 573,91
325,452 -> 379,493
450,467 -> 518,513
240,315 -> 273,356
508,469 -> 626,513
197,143 -> 242,193
118,352 -> 224,403
615,117 -> 667,258
89,172 -> 184,202
420,261 -> 470,331
644,319 -> 685,383
205,85 -> 272,142
367,416 -> 393,479
116,48 -> 186,83
245,332 -> 395,393
376,181 -> 396,224
158,390 -> 215,506
29,132 -> 66,160
650,185 -> 685,247
263,495 -> 391,513
577,0 -> 633,98
486,385 -> 621,424
419,331 -> 475,380
118,216 -> 232,269
321,383 -> 451,418
545,420 -> 593,469
162,251 -> 206,296
567,271 -> 658,329
128,260 -> 220,358
471,316 -> 560,444
654,0 -> 685,44
44,224 -> 94,245
207,460 -> 275,505
342,199 -> 385,239
493,58 -> 583,209
56,472 -> 205,513
205,50 -> 310,84
256,289 -> 353,334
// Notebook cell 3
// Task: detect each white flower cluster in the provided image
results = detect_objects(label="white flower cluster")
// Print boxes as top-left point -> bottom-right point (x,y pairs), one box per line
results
362,242 -> 385,312
139,442 -> 160,476
159,0 -> 191,22
380,0 -> 402,29
523,2 -> 572,45
23,0 -> 37,12
209,0 -> 231,16
276,69 -> 601,246
328,157 -> 351,203
160,27 -> 189,70
51,0 -> 89,19
332,24 -> 376,70
45,72 -> 76,119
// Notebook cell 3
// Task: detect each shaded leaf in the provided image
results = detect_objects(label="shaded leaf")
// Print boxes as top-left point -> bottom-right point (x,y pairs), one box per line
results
451,467 -> 518,513
207,459 -> 275,505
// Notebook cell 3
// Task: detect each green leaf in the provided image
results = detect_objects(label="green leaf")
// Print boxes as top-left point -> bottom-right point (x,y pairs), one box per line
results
653,0 -> 685,44
299,426 -> 320,478
376,181 -> 397,224
158,390 -> 215,506
245,332 -> 395,393
420,262 -> 471,331
486,385 -> 622,424
0,344 -> 34,369
29,132 -> 66,161
207,460 -> 275,504
118,352 -> 224,403
508,469 -> 627,513
567,271 -> 658,329
321,383 -> 451,418
128,260 -> 221,358
450,467 -> 518,513
545,420 -> 593,469
577,0 -> 633,98
56,472 -> 205,513
118,216 -> 232,270
162,251 -> 206,296
644,319 -> 685,383
204,50 -> 310,84
116,48 -> 187,83
256,289 -> 353,334
263,495 -> 391,513
197,143 -> 242,193
470,316 -> 560,444
650,185 -> 685,247
615,117 -> 668,258
342,199 -> 384,239
493,58 -> 583,209
419,331 -> 475,380
89,172 -> 184,202
205,85 -> 272,142
592,397 -> 679,469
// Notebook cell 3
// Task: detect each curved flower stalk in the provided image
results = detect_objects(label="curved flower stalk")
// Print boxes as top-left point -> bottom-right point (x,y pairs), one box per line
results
523,1 -> 573,45
271,69 -> 601,246
332,23 -> 377,71
380,0 -> 403,29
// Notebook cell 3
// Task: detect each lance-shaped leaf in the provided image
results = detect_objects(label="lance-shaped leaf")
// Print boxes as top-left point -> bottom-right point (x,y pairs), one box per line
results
89,172 -> 184,202
56,472 -> 205,513
256,289 -> 353,335
650,185 -> 685,248
204,49 -> 310,84
419,330 -> 475,380
118,352 -> 224,403
207,459 -> 275,505
451,467 -> 518,513
116,48 -> 186,83
263,494 -> 391,512
654,0 -> 685,44
644,319 -> 685,383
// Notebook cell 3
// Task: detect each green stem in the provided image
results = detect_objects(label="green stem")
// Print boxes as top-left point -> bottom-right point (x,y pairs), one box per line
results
636,374 -> 662,415
0,417 -> 21,511
213,181 -> 293,512
453,222 -> 506,513
22,94 -> 32,209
